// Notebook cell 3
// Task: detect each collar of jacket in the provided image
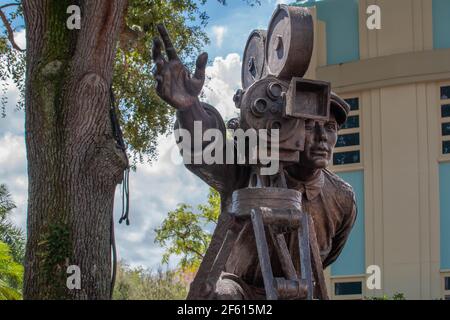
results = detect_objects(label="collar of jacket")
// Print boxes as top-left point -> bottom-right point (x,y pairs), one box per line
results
285,169 -> 324,201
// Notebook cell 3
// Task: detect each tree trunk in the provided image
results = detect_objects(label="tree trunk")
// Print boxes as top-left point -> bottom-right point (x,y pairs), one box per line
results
23,0 -> 128,299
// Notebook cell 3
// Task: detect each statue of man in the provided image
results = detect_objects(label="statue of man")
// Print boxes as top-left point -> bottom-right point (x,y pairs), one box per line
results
152,25 -> 357,300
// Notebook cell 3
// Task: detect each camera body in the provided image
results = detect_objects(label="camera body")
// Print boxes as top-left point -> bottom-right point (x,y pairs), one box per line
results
234,4 -> 331,165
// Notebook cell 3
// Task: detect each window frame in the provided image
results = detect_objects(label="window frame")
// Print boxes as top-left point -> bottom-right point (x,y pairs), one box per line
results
331,94 -> 363,172
441,270 -> 450,300
330,275 -> 365,300
439,82 -> 450,161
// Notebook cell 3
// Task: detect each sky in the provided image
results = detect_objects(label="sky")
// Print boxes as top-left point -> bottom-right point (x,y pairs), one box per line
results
0,0 -> 294,270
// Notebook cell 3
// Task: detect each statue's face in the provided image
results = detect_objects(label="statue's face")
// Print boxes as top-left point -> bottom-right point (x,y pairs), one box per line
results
299,113 -> 338,169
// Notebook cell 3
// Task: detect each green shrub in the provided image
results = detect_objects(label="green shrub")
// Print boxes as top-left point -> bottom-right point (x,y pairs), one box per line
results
0,241 -> 24,300
113,261 -> 189,300
365,292 -> 406,300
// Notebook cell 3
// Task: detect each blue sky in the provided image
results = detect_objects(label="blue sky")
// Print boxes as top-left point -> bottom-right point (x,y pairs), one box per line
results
0,0 -> 295,270
201,0 -> 287,58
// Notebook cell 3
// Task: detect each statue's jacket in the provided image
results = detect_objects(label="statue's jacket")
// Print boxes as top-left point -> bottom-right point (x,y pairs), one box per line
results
176,103 -> 357,296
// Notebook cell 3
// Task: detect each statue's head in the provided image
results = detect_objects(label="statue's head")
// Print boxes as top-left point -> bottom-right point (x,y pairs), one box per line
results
300,98 -> 348,169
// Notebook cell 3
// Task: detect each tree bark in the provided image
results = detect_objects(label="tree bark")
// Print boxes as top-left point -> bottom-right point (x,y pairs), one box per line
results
23,0 -> 128,299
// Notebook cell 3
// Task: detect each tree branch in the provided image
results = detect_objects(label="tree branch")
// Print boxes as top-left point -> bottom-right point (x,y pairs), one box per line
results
0,3 -> 20,10
0,7 -> 25,52
184,244 -> 205,260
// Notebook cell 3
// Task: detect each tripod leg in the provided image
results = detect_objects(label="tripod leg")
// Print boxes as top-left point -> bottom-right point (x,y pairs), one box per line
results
205,227 -> 240,297
308,214 -> 329,300
251,208 -> 278,300
298,211 -> 314,300
268,226 -> 297,281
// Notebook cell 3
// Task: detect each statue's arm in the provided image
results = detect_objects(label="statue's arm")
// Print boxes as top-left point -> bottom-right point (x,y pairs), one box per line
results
152,25 -> 241,193
175,98 -> 218,138
175,100 -> 238,194
322,195 -> 357,268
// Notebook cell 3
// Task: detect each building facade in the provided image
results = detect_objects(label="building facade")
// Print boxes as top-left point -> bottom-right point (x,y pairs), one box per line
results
295,0 -> 450,299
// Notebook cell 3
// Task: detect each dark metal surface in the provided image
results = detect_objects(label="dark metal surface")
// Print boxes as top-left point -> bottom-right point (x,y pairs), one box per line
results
285,77 -> 331,121
242,30 -> 268,90
238,76 -> 306,163
203,228 -> 240,298
152,5 -> 356,301
247,206 -> 323,300
270,228 -> 298,280
229,187 -> 302,217
298,211 -> 314,300
266,5 -> 313,79
251,208 -> 278,300
308,214 -> 329,300
274,278 -> 308,300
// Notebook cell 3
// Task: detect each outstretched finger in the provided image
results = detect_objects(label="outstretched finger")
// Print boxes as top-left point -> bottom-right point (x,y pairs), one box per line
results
152,37 -> 166,77
193,52 -> 208,83
152,37 -> 164,62
157,24 -> 179,61
186,52 -> 208,95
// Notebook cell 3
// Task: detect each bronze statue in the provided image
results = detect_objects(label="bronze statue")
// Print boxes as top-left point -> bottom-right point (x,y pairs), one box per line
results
152,5 -> 357,300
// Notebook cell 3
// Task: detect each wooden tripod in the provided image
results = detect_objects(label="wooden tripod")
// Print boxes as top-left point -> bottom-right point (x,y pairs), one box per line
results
205,168 -> 329,300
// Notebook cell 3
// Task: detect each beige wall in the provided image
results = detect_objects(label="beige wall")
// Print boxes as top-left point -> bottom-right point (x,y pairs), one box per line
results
307,0 -> 445,299
316,49 -> 450,94
360,83 -> 442,299
359,0 -> 433,59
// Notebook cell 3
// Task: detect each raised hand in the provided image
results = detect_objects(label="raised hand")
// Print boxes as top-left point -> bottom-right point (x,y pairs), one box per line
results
152,24 -> 208,110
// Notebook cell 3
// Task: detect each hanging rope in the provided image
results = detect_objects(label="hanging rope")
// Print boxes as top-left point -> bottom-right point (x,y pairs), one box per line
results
110,212 -> 117,300
119,168 -> 130,225
110,85 -> 127,152
109,85 -> 130,299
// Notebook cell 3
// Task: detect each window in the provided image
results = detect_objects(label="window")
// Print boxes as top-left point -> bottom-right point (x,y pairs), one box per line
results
333,97 -> 362,167
333,151 -> 360,165
442,104 -> 450,118
341,115 -> 360,129
442,273 -> 450,299
331,276 -> 365,300
441,86 -> 450,100
345,98 -> 360,111
442,123 -> 450,136
336,133 -> 360,148
440,86 -> 450,156
444,141 -> 450,155
335,281 -> 362,296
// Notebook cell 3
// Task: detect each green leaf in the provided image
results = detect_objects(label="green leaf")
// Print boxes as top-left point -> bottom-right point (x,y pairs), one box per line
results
0,241 -> 24,300
155,188 -> 220,271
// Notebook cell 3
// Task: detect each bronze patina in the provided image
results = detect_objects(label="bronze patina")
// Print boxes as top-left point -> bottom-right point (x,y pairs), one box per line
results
152,4 -> 357,300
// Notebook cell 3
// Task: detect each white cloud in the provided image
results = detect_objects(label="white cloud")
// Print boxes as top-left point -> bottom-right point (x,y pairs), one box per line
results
0,133 -> 26,174
211,25 -> 227,48
0,132 -> 28,230
15,29 -> 26,50
266,0 -> 289,5
203,53 -> 242,120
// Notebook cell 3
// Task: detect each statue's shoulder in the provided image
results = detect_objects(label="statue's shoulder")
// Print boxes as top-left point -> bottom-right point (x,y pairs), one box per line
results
322,168 -> 356,205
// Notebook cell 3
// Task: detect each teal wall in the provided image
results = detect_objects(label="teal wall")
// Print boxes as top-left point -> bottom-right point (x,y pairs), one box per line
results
439,162 -> 450,269
331,170 -> 366,276
433,0 -> 450,49
298,0 -> 360,65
